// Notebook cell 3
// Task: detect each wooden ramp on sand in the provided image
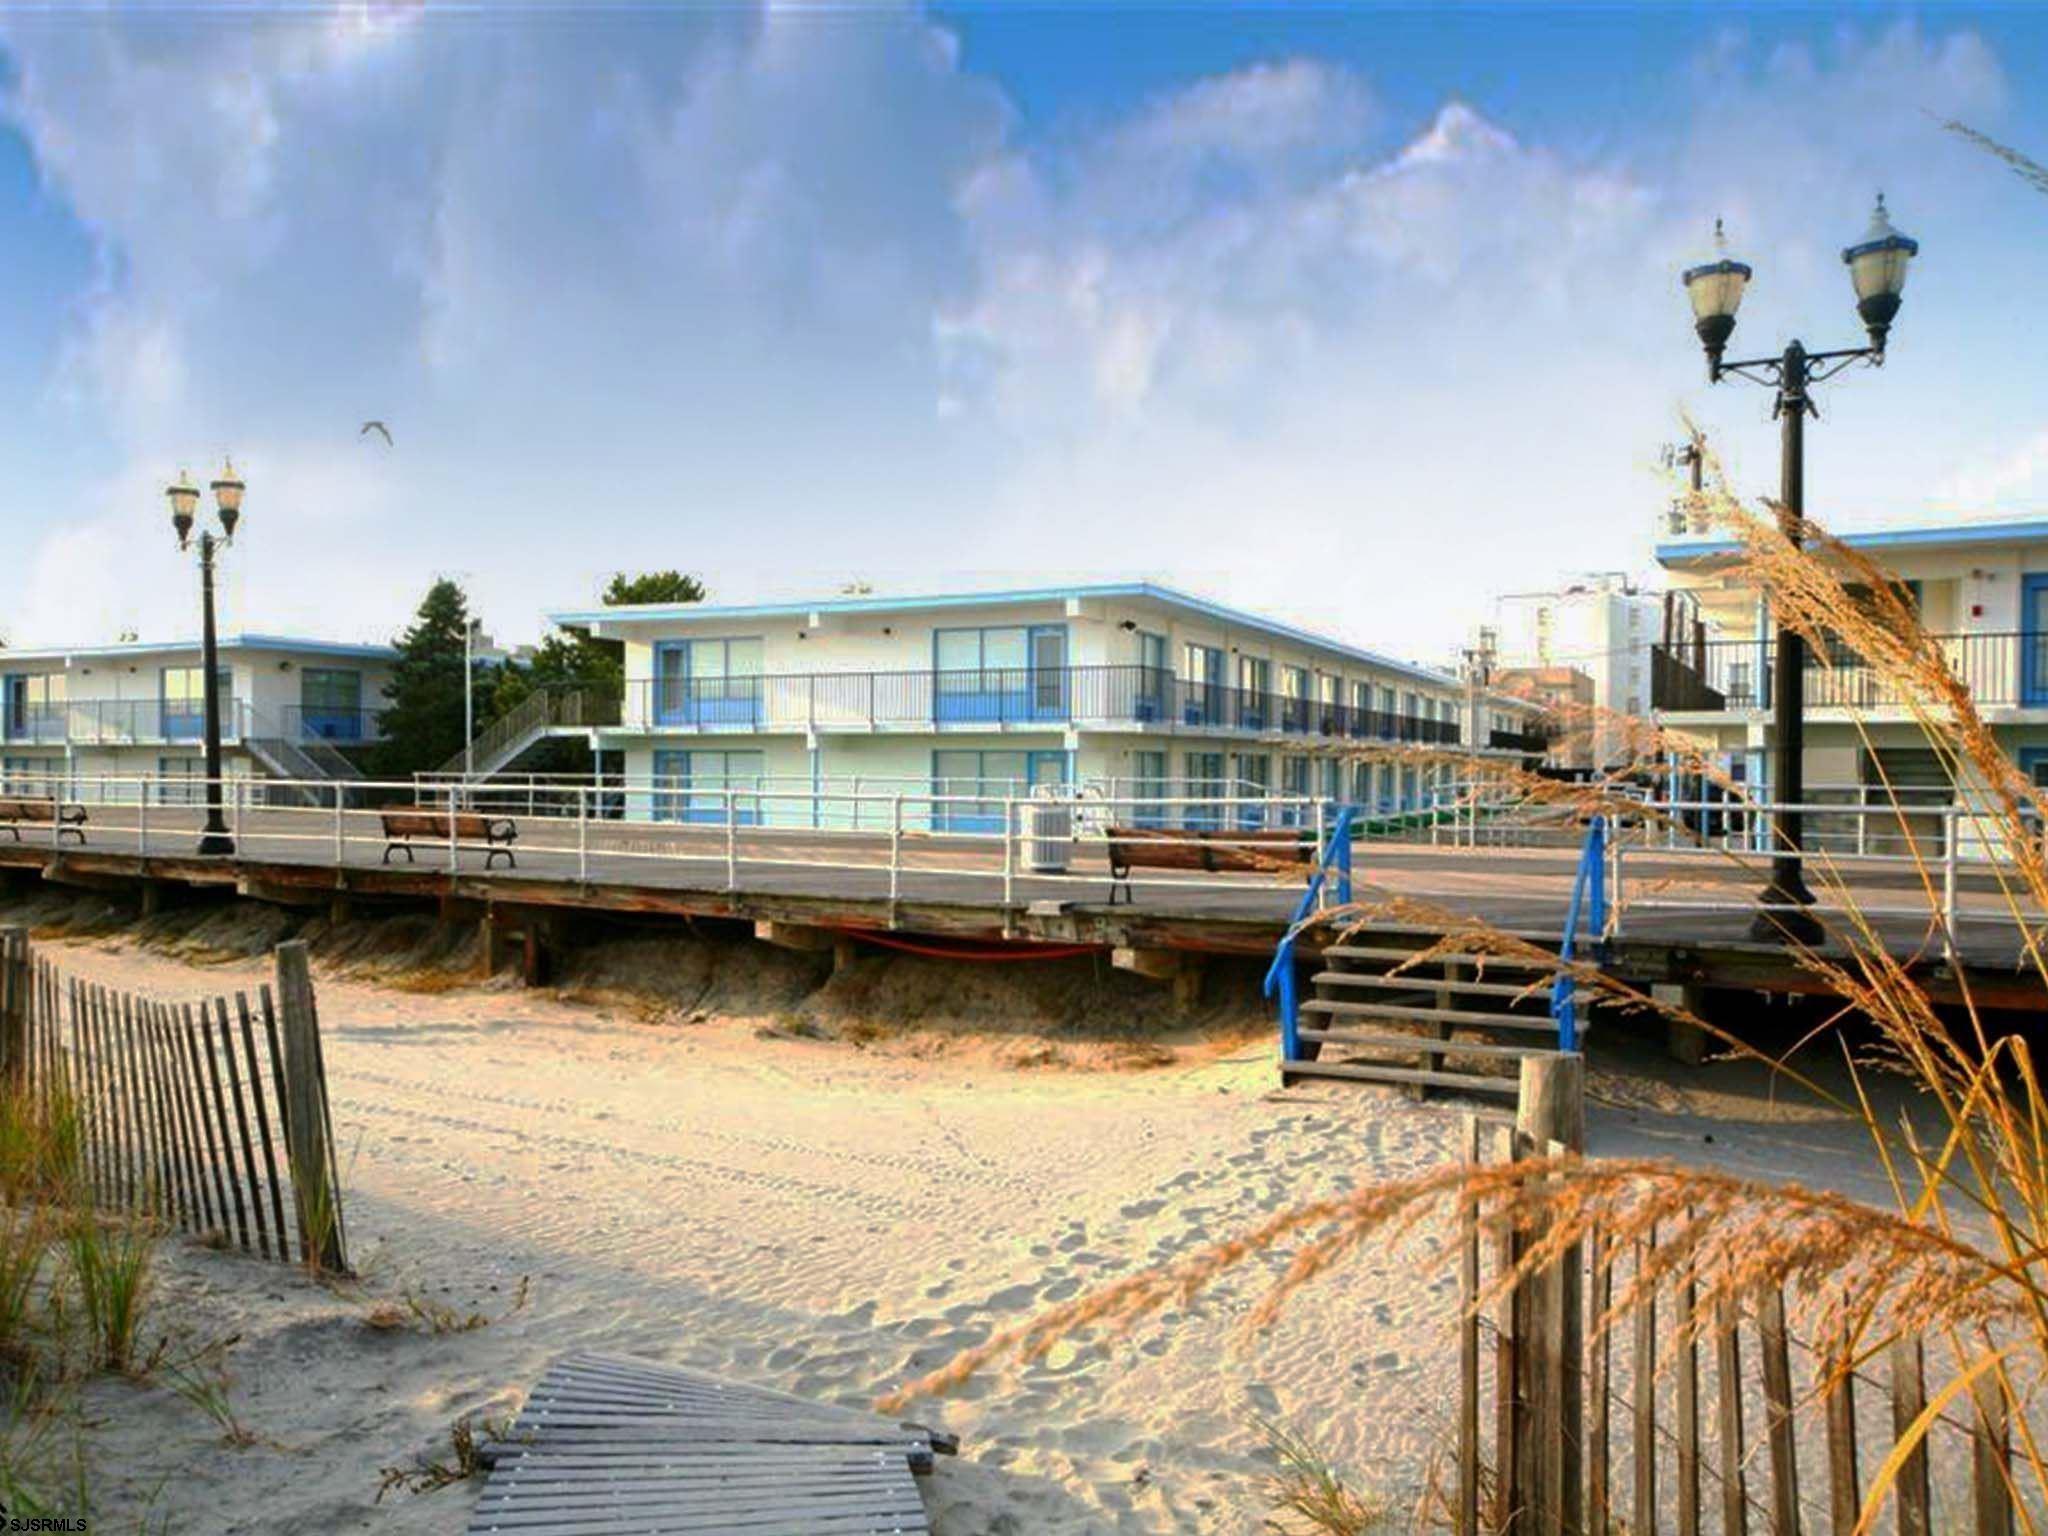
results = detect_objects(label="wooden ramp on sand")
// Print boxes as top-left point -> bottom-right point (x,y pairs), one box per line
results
467,1351 -> 956,1535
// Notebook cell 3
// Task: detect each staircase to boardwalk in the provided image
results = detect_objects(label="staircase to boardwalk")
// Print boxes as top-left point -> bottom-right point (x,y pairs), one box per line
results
433,685 -> 618,783
1287,940 -> 1579,1096
245,725 -> 364,808
1268,813 -> 1607,1098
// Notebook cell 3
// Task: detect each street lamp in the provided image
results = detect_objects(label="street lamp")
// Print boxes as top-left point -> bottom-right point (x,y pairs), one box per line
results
168,458 -> 245,857
1681,196 -> 1918,943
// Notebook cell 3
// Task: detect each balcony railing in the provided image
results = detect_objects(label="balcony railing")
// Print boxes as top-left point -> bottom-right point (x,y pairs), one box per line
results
616,665 -> 1467,745
1655,631 -> 2047,713
277,706 -> 388,746
0,698 -> 255,748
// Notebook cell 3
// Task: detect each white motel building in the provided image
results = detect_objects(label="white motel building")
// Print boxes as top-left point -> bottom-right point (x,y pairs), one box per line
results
535,584 -> 1548,828
0,634 -> 395,801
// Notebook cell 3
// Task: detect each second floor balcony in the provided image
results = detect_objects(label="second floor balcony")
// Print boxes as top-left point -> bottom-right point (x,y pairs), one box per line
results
1653,630 -> 2048,714
0,698 -> 387,749
617,664 -> 1466,745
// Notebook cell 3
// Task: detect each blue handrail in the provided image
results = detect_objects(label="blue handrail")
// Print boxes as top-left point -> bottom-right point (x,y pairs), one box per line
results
1265,804 -> 1357,1062
1549,815 -> 1608,1052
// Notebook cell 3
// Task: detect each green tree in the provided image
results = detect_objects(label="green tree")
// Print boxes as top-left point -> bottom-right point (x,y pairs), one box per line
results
374,578 -> 474,776
602,570 -> 705,606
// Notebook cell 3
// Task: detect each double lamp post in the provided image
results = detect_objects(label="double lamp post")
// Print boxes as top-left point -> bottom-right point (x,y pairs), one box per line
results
166,461 -> 246,857
1681,196 -> 1920,943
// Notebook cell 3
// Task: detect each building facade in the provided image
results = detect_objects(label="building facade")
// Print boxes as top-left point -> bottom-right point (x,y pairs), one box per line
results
1490,574 -> 1660,767
544,584 -> 1542,828
0,635 -> 396,799
1651,516 -> 2048,833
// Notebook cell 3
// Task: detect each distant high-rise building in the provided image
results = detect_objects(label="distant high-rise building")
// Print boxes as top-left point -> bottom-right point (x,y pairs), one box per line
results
1488,574 -> 1661,767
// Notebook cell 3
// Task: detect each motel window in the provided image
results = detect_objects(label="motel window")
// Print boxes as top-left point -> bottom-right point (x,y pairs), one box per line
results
2,756 -> 46,793
1280,666 -> 1308,699
1138,632 -> 1168,674
1183,751 -> 1225,828
1239,657 -> 1271,696
650,748 -> 767,824
156,756 -> 205,806
1319,759 -> 1343,802
1281,755 -> 1310,797
1132,750 -> 1168,827
300,669 -> 362,711
1318,673 -> 1340,707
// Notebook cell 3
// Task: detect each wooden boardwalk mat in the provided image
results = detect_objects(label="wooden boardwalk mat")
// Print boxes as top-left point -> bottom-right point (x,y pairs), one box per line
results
467,1352 -> 952,1535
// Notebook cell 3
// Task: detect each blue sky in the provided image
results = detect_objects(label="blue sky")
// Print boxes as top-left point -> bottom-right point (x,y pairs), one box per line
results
1,2 -> 2045,666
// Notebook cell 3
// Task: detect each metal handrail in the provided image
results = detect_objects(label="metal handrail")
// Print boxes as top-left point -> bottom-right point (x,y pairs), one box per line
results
1264,803 -> 1358,1062
1549,816 -> 1607,1051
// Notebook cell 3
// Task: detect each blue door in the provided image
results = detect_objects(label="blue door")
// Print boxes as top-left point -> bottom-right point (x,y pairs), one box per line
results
655,640 -> 762,727
2024,575 -> 2048,706
1,677 -> 24,742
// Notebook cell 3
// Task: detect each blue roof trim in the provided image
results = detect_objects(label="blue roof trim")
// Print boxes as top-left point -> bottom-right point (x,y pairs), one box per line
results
1657,517 -> 2048,565
549,582 -> 1460,687
0,633 -> 396,664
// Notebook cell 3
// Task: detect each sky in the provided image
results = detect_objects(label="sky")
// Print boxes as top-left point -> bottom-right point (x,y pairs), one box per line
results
1,1 -> 2045,671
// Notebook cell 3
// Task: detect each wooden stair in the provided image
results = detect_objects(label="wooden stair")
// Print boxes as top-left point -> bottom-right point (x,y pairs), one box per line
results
1281,934 -> 1582,1098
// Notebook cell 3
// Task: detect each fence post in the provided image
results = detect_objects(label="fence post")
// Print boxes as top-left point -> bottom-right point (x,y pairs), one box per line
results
889,795 -> 903,905
139,786 -> 150,859
725,790 -> 739,892
1515,1051 -> 1585,1536
273,941 -> 345,1273
0,927 -> 27,1088
1002,797 -> 1015,907
1942,808 -> 1959,947
578,785 -> 590,884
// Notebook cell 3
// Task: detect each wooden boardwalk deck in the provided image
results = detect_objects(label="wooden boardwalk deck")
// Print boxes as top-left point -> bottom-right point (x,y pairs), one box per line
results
2,805 -> 2041,1009
469,1352 -> 953,1535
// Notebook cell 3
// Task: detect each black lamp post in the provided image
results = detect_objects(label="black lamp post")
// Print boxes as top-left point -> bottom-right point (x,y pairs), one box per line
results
168,459 -> 245,857
1682,197 -> 1919,943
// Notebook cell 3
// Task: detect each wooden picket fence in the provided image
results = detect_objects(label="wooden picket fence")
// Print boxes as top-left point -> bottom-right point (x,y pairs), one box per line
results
1459,1058 -> 2017,1535
0,928 -> 346,1272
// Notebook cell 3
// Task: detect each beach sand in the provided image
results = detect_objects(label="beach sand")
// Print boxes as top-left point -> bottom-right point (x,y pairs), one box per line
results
18,928 -> 1911,1534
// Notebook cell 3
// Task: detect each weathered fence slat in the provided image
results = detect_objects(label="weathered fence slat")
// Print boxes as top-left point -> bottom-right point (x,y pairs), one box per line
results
1971,1371 -> 2012,1536
1633,1229 -> 1658,1536
1714,1296 -> 1749,1536
1822,1339 -> 1858,1536
237,993 -> 292,1265
1677,1241 -> 1702,1536
1457,1115 -> 1480,1536
275,943 -> 346,1272
166,1002 -> 218,1234
216,996 -> 270,1260
1889,1337 -> 1931,1536
197,1001 -> 251,1253
1756,1286 -> 1800,1535
182,1002 -> 234,1237
1589,1226 -> 1611,1536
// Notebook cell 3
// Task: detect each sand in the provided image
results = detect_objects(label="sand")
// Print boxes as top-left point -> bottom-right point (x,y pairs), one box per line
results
8,926 -> 1917,1534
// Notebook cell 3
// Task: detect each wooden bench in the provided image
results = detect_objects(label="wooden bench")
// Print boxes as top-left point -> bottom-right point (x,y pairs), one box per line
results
0,797 -> 87,847
380,808 -> 518,870
1103,825 -> 1316,905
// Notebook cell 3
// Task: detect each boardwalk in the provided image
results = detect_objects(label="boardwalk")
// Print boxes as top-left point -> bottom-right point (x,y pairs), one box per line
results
0,802 -> 2038,1003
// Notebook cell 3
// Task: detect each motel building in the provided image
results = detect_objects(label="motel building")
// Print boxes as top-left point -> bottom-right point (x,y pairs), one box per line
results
1650,514 -> 2048,850
536,584 -> 1548,830
0,635 -> 395,804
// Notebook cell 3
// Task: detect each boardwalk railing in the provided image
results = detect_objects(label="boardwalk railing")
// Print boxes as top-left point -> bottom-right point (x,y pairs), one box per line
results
1458,1062 -> 2013,1535
0,931 -> 346,1272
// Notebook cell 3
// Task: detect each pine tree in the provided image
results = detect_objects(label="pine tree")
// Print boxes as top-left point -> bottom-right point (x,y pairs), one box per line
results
602,570 -> 705,606
374,578 -> 473,776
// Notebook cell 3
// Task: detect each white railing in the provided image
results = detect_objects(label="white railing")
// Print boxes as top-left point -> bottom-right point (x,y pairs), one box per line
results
0,772 -> 1357,914
4,772 -> 2034,940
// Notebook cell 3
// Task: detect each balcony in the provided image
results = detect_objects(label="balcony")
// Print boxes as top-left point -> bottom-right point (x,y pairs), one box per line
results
0,698 -> 252,748
0,699 -> 386,749
277,706 -> 388,746
1654,631 -> 2047,713
616,665 -> 1467,745
1489,727 -> 1552,756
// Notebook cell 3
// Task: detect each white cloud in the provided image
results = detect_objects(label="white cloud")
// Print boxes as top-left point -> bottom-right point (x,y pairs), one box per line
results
0,10 -> 2027,667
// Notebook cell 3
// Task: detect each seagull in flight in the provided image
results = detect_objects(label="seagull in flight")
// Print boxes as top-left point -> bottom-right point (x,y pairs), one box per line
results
359,420 -> 393,447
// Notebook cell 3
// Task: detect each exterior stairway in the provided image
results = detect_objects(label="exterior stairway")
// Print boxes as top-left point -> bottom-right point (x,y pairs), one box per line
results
245,727 -> 364,808
1269,812 -> 1608,1098
433,685 -> 619,784
1285,938 -> 1580,1097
